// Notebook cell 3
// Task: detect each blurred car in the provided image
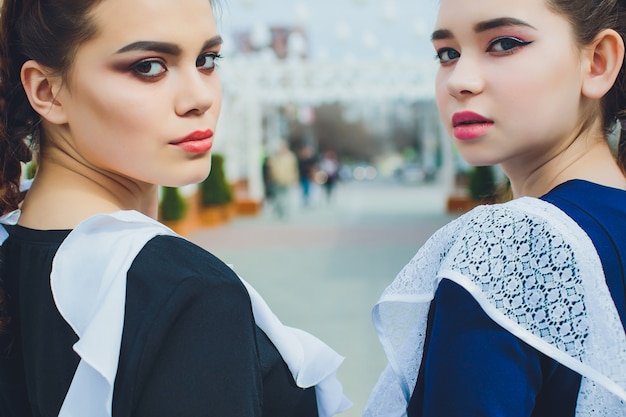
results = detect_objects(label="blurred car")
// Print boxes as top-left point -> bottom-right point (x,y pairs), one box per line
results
394,163 -> 425,183
352,164 -> 378,181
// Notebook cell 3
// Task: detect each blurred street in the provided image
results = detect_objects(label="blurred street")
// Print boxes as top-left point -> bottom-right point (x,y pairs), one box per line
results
188,179 -> 457,416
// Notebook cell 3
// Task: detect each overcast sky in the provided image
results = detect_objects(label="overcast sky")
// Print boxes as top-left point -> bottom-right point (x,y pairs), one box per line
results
218,0 -> 440,62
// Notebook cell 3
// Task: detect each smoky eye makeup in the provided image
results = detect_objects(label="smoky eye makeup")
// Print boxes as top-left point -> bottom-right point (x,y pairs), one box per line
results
130,59 -> 168,79
196,52 -> 223,71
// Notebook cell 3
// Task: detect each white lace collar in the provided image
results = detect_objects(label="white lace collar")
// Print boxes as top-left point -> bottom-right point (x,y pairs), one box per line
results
364,197 -> 626,416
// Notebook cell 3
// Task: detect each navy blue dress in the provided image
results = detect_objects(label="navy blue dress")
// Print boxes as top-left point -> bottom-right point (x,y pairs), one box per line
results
408,180 -> 626,417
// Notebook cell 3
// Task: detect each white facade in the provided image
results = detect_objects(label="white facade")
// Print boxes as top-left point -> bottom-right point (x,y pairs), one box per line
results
214,57 -> 449,202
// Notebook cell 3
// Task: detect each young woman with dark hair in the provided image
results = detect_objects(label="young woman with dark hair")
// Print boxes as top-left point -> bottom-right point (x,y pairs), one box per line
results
0,1 -> 351,416
365,0 -> 626,415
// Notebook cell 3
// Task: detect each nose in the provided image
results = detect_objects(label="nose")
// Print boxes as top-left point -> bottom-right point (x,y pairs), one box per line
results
445,54 -> 484,99
175,68 -> 221,117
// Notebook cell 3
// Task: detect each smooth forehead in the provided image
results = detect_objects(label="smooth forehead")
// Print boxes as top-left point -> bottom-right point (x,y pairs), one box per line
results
433,0 -> 560,39
88,0 -> 218,47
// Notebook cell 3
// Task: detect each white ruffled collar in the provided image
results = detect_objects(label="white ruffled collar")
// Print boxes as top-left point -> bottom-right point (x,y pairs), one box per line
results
1,210 -> 351,417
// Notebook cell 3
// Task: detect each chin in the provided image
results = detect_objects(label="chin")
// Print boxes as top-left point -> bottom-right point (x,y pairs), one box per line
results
176,163 -> 214,186
457,152 -> 500,168
162,172 -> 211,188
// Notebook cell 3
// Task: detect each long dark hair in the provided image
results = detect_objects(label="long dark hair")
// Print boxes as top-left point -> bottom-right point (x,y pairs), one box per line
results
548,0 -> 626,169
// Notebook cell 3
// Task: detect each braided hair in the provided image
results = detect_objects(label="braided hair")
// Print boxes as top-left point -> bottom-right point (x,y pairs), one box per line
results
0,0 -> 102,337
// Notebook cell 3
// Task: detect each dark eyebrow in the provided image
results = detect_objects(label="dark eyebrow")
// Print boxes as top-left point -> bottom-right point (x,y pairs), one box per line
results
431,17 -> 536,42
201,35 -> 224,51
474,17 -> 536,33
431,29 -> 453,42
116,35 -> 223,55
116,41 -> 181,55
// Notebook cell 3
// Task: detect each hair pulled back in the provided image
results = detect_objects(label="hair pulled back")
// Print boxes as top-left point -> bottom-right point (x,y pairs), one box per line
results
0,0 -> 102,215
0,0 -> 102,335
0,0 -> 220,338
548,0 -> 626,169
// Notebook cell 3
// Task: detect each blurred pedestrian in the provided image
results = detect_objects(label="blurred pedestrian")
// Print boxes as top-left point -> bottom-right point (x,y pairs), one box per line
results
267,141 -> 299,217
319,150 -> 340,203
297,145 -> 317,207
261,151 -> 275,205
365,0 -> 626,415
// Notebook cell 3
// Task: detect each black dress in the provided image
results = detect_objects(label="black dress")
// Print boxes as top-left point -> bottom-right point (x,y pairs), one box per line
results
0,226 -> 318,417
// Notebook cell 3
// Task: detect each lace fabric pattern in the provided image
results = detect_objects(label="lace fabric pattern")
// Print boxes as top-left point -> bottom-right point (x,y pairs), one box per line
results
364,197 -> 626,417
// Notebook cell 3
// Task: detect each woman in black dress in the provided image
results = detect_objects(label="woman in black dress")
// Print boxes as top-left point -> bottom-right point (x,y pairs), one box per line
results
365,0 -> 626,415
0,0 -> 351,416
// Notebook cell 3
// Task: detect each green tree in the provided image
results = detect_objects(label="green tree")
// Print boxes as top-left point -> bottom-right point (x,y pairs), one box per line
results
160,187 -> 188,221
468,166 -> 498,202
200,154 -> 233,206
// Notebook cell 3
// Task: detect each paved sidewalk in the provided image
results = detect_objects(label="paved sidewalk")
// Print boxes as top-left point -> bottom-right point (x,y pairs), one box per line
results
188,179 -> 457,416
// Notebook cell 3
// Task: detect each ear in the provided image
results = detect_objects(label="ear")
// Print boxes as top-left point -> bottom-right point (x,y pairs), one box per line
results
20,60 -> 68,125
581,29 -> 625,99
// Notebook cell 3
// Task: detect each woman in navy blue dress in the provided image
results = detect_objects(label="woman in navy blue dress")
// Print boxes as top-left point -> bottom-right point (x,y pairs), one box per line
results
365,0 -> 626,415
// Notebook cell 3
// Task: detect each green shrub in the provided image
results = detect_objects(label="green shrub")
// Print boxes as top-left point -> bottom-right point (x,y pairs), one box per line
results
160,187 -> 188,221
200,154 -> 233,206
468,166 -> 498,202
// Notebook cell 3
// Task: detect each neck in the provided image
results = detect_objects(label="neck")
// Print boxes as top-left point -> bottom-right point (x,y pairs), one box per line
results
18,157 -> 159,229
505,132 -> 626,198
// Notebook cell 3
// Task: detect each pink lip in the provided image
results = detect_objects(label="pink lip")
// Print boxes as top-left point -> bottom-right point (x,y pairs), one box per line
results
452,111 -> 494,141
170,129 -> 214,153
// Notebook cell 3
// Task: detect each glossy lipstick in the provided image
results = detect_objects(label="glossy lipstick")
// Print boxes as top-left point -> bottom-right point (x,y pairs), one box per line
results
171,129 -> 214,153
452,111 -> 494,141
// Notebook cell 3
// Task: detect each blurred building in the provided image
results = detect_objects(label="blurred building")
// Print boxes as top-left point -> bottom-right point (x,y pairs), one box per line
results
232,25 -> 309,60
212,2 -> 452,209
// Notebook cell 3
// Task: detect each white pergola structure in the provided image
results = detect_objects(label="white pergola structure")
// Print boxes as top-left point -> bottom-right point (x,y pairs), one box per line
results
214,56 -> 453,205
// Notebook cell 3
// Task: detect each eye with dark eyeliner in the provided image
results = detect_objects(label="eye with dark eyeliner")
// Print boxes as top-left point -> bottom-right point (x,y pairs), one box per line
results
197,52 -> 223,71
435,47 -> 461,64
131,59 -> 167,79
487,37 -> 532,54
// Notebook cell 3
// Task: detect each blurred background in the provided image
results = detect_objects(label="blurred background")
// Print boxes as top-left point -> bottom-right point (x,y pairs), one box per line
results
210,0 -> 452,204
155,0 -> 507,415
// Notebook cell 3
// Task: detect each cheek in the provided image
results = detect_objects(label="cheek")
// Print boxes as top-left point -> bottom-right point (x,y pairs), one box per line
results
435,72 -> 451,126
210,79 -> 223,118
211,87 -> 223,115
491,60 -> 582,134
73,82 -> 157,138
67,86 -> 158,169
